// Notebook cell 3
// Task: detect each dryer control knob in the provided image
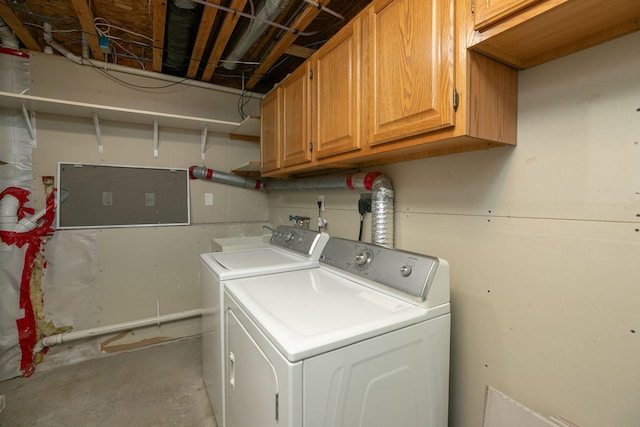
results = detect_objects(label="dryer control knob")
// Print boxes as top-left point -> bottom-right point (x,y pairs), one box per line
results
400,265 -> 413,277
355,250 -> 373,267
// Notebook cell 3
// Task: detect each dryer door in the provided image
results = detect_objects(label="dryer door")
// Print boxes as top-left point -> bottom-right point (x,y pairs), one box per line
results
226,309 -> 279,427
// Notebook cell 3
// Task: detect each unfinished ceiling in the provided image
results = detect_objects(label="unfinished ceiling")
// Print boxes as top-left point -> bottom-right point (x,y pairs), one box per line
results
0,0 -> 371,93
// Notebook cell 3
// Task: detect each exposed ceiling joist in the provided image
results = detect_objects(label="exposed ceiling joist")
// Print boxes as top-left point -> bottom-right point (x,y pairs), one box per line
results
69,0 -> 105,61
0,2 -> 40,51
152,0 -> 168,72
285,44 -> 316,59
201,0 -> 248,82
246,0 -> 332,89
187,0 -> 221,79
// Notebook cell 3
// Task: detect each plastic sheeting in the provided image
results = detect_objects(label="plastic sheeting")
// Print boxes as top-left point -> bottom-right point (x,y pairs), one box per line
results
0,48 -> 32,191
0,48 -> 34,381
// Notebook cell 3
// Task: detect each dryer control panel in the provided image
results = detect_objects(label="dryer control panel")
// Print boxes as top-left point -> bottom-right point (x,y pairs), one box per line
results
270,225 -> 328,256
319,238 -> 440,302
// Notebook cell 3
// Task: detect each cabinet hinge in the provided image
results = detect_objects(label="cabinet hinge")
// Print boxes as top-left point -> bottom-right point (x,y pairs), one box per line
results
309,141 -> 313,152
471,0 -> 475,13
309,69 -> 313,80
275,393 -> 279,422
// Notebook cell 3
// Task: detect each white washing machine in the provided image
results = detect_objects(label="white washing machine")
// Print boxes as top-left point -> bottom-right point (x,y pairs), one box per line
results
200,225 -> 329,427
223,237 -> 451,427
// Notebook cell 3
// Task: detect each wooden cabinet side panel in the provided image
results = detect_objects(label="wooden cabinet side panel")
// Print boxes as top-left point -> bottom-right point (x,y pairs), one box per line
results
260,89 -> 281,173
369,0 -> 455,146
467,52 -> 517,144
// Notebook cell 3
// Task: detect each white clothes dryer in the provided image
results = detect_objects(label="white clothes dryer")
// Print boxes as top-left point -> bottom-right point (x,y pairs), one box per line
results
223,237 -> 451,427
200,225 -> 329,427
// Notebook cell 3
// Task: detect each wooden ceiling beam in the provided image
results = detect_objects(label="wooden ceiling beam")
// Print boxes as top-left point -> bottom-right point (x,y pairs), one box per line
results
201,0 -> 248,82
152,0 -> 168,72
187,0 -> 221,79
245,1 -> 331,89
285,44 -> 316,59
69,0 -> 105,61
0,2 -> 41,51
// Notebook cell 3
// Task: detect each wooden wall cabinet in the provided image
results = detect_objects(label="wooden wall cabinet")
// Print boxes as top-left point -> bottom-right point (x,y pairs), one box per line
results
261,0 -> 518,177
312,16 -> 363,160
470,0 -> 640,69
260,16 -> 364,175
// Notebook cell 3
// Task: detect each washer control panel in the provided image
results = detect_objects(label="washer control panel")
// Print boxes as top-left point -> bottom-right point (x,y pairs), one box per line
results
320,238 -> 440,301
270,225 -> 325,256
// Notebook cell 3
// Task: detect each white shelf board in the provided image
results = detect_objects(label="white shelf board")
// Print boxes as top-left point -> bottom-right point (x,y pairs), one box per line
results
231,115 -> 260,138
0,91 -> 242,133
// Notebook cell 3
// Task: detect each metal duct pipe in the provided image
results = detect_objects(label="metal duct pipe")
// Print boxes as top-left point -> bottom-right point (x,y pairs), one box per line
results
221,0 -> 290,70
163,0 -> 202,76
189,166 -> 395,246
0,17 -> 19,50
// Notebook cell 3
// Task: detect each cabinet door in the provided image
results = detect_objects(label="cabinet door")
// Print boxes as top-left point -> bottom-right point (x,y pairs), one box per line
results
226,309 -> 278,427
312,17 -> 362,159
368,0 -> 454,146
282,62 -> 312,167
473,0 -> 540,31
260,88 -> 281,173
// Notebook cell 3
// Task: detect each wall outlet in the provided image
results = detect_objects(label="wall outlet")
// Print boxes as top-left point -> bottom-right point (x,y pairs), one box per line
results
145,192 -> 156,207
205,193 -> 214,206
102,191 -> 113,206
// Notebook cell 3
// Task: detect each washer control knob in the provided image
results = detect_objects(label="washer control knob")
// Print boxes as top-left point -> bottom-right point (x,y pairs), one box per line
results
284,232 -> 294,242
355,250 -> 373,267
400,265 -> 413,277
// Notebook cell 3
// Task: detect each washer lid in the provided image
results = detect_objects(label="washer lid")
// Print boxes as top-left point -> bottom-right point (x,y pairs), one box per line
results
225,268 -> 450,363
201,248 -> 318,280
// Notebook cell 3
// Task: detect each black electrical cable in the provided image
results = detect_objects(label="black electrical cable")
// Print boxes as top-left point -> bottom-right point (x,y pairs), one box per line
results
358,214 -> 364,241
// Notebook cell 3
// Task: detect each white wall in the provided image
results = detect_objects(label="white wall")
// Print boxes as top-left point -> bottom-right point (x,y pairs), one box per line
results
269,32 -> 640,426
25,53 -> 269,365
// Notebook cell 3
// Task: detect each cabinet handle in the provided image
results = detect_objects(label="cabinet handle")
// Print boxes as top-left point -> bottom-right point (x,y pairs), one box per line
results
229,351 -> 236,389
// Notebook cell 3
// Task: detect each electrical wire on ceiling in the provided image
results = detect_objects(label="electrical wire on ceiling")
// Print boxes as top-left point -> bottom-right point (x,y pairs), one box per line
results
94,16 -> 153,69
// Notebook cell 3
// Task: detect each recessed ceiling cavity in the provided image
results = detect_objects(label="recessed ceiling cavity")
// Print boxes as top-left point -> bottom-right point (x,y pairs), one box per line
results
163,0 -> 203,76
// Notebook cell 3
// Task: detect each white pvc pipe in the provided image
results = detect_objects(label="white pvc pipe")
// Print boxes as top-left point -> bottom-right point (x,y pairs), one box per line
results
32,308 -> 203,356
0,194 -> 19,231
222,0 -> 290,71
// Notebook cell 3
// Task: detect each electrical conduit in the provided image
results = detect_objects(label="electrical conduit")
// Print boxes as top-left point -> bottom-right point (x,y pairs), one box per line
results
189,167 -> 395,247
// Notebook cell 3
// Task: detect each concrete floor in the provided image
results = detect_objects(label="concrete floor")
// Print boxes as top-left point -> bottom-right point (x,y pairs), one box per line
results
0,336 -> 216,427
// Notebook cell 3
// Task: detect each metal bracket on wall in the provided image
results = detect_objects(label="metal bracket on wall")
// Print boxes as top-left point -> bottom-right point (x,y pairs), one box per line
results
93,113 -> 103,153
201,125 -> 208,160
20,103 -> 36,147
153,119 -> 159,158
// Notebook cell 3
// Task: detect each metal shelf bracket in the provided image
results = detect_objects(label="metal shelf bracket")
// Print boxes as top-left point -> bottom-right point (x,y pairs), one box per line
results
153,119 -> 159,158
20,103 -> 36,147
201,125 -> 208,160
93,113 -> 103,153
